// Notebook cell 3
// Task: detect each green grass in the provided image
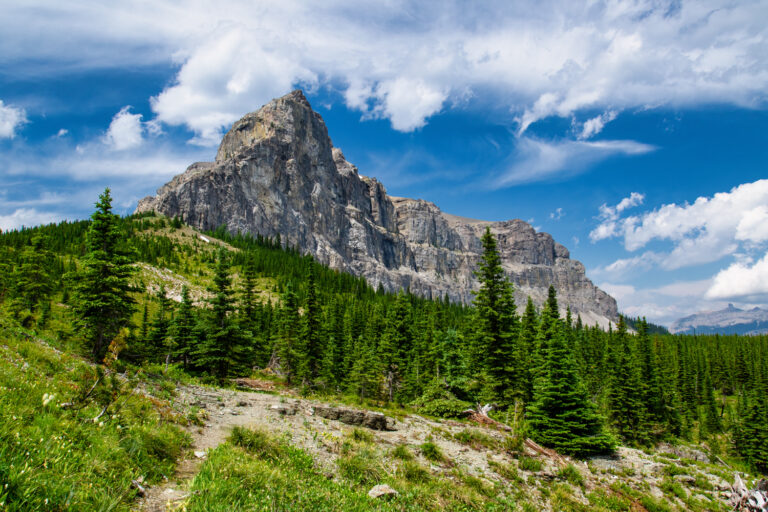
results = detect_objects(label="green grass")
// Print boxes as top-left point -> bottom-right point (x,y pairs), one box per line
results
453,428 -> 498,451
518,456 -> 543,472
187,426 -> 516,511
557,464 -> 585,487
0,316 -> 190,511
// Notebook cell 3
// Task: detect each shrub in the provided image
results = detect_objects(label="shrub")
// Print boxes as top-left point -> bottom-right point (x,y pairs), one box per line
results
420,441 -> 446,463
229,426 -> 283,462
392,444 -> 414,461
519,456 -> 543,472
557,464 -> 585,487
400,460 -> 431,483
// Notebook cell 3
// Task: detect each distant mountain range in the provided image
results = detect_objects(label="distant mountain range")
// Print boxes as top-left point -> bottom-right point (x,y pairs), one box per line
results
670,304 -> 768,335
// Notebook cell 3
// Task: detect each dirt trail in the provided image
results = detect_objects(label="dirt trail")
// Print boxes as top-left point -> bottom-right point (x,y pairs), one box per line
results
135,383 -> 739,512
134,384 -> 523,511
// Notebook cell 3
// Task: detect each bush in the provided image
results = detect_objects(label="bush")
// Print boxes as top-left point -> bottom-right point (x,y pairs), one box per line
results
557,464 -> 585,487
400,460 -> 431,483
420,441 -> 446,463
392,444 -> 413,460
519,456 -> 543,472
229,426 -> 284,462
420,398 -> 472,419
337,449 -> 384,486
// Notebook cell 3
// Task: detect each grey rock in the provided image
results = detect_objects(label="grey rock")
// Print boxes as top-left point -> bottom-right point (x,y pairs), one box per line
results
368,484 -> 399,499
269,403 -> 297,416
136,90 -> 618,324
314,405 -> 393,430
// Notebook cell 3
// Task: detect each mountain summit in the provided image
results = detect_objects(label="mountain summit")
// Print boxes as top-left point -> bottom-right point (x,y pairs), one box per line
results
671,304 -> 768,335
136,90 -> 618,325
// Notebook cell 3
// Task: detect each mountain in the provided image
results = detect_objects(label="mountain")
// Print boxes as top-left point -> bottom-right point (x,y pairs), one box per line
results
670,303 -> 768,335
136,90 -> 618,326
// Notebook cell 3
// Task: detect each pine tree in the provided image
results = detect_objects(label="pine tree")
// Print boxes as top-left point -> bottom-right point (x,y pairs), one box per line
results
606,316 -> 647,444
637,318 -> 664,423
274,282 -> 300,382
527,320 -> 615,458
193,248 -> 249,379
171,285 -> 196,369
70,188 -> 136,361
472,227 -> 518,406
12,232 -> 53,315
298,262 -> 322,384
378,291 -> 412,402
149,283 -> 172,363
516,297 -> 538,403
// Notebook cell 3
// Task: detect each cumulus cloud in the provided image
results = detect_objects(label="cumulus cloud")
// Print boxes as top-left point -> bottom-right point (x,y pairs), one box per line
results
707,252 -> 768,301
0,208 -> 63,232
599,278 -> 720,326
103,106 -> 144,150
497,138 -> 654,186
595,179 -> 768,270
2,1 -> 768,141
550,207 -> 564,220
590,191 -> 645,241
0,100 -> 27,138
579,111 -> 618,139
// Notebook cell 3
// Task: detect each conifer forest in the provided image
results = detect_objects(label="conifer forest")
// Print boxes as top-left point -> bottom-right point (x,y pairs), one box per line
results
1,189 -> 766,485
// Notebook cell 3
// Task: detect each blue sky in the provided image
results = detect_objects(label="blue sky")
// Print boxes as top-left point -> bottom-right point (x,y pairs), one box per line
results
1,0 -> 768,325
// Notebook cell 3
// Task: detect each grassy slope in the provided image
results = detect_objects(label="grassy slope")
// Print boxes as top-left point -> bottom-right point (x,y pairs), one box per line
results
0,315 -> 190,511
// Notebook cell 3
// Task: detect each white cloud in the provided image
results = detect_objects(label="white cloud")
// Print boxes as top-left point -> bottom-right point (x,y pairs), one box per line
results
579,110 -> 618,139
2,1 -> 768,140
0,100 -> 27,138
0,208 -> 63,232
497,138 -> 654,186
707,252 -> 768,301
103,106 -> 144,150
597,278 -> 722,326
590,191 -> 645,241
56,128 -> 68,137
594,179 -> 768,270
550,207 -> 564,220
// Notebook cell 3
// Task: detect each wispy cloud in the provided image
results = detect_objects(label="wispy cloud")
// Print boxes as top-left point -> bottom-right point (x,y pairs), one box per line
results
495,137 -> 654,187
2,1 -> 767,141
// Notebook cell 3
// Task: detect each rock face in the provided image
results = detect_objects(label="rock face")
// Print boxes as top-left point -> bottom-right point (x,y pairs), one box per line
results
670,304 -> 768,335
136,90 -> 618,326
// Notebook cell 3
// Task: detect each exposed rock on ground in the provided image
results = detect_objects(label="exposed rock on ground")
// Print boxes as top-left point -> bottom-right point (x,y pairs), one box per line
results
137,90 -> 618,325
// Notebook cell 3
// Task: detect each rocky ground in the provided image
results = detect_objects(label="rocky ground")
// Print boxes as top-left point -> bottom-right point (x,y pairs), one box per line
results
136,382 -> 760,511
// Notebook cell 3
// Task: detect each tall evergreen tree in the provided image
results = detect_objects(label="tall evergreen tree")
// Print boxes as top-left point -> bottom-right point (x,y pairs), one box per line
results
193,247 -> 249,379
527,320 -> 615,457
70,188 -> 135,361
606,316 -> 647,444
472,227 -> 518,406
298,262 -> 322,383
171,285 -> 196,369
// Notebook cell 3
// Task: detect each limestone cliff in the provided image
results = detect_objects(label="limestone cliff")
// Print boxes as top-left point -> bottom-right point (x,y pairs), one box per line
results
136,90 -> 618,326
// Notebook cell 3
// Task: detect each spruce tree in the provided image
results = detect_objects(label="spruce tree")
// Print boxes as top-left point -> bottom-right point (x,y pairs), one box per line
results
527,320 -> 615,457
606,316 -> 647,444
298,262 -> 322,383
70,188 -> 135,361
171,285 -> 196,369
472,227 -> 518,406
193,247 -> 249,379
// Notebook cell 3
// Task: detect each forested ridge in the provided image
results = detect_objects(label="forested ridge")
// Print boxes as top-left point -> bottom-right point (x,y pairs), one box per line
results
1,190 -> 766,474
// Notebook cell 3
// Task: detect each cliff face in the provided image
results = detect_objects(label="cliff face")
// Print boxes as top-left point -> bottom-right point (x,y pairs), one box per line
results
136,90 -> 618,325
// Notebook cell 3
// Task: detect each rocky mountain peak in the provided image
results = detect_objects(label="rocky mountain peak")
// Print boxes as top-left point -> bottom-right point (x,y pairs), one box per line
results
137,90 -> 619,326
216,89 -> 324,163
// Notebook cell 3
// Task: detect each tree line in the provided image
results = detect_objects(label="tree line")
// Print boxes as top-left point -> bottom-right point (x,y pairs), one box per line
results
1,189 -> 766,470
